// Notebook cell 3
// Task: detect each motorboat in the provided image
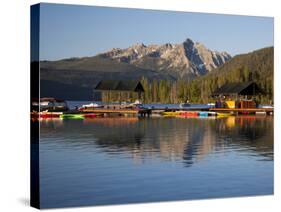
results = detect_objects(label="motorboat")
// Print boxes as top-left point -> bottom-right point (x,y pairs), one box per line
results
78,102 -> 103,111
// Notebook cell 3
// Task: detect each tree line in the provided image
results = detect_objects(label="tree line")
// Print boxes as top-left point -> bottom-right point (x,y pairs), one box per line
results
100,72 -> 272,104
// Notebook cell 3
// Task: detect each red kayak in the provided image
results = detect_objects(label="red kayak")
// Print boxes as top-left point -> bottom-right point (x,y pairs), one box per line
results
179,111 -> 199,117
83,113 -> 98,118
40,113 -> 61,118
33,112 -> 62,119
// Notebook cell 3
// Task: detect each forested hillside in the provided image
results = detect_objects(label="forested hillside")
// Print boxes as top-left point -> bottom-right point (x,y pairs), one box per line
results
137,47 -> 273,104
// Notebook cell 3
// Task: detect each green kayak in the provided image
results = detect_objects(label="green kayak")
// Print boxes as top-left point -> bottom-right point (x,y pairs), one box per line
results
59,114 -> 84,119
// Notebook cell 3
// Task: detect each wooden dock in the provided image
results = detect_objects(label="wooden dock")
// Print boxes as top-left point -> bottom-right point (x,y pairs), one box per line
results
81,108 -> 152,117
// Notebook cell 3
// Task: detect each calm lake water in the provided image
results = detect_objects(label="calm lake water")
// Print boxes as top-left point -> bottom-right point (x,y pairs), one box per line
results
38,115 -> 273,208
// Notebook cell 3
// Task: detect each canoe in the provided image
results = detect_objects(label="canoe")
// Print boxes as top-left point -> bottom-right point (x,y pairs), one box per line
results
59,114 -> 84,119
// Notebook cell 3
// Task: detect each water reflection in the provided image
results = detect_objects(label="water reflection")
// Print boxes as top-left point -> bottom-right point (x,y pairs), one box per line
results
40,116 -> 273,166
38,116 -> 273,208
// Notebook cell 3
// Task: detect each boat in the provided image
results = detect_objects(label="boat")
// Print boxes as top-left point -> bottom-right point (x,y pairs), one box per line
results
216,112 -> 232,117
122,100 -> 145,109
132,100 -> 145,109
179,111 -> 198,117
179,102 -> 191,108
82,113 -> 102,118
39,112 -> 63,118
207,103 -> 215,107
31,111 -> 62,119
162,111 -> 182,116
198,111 -> 209,117
78,102 -> 103,111
59,114 -> 85,119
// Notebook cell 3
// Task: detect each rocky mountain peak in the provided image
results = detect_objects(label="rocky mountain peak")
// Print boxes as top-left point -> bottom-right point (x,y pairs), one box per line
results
97,37 -> 231,79
184,38 -> 194,45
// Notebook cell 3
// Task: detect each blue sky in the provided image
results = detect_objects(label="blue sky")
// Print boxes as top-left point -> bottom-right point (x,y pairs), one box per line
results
39,3 -> 274,61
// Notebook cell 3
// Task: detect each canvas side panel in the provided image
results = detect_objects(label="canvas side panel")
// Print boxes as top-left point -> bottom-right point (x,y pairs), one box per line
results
30,4 -> 40,209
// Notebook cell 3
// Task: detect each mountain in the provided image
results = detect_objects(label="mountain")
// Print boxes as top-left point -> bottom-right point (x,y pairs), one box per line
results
40,38 -> 231,88
99,38 -> 231,78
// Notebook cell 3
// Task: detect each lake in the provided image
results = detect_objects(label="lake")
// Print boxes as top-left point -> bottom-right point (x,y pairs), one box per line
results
38,115 -> 273,208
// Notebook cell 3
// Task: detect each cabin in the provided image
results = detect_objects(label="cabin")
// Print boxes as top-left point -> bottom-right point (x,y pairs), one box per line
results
212,82 -> 263,109
94,80 -> 145,103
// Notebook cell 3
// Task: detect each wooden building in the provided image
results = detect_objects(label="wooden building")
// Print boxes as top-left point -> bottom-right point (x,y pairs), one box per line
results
94,80 -> 145,103
212,82 -> 263,108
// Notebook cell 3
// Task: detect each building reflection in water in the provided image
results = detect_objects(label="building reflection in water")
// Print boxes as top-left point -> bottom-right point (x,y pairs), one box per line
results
39,116 -> 273,167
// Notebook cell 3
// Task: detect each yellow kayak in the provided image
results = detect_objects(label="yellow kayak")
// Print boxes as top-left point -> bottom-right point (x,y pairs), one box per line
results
216,112 -> 232,117
162,111 -> 182,116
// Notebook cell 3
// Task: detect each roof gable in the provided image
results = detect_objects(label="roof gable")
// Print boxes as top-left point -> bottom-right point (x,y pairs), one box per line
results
95,80 -> 144,92
213,82 -> 263,95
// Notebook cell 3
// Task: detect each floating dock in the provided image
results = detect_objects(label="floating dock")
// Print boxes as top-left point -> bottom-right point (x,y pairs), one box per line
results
209,108 -> 273,115
78,107 -> 273,117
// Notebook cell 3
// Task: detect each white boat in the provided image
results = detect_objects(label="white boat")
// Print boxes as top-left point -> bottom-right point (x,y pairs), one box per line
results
83,103 -> 100,107
179,101 -> 190,108
129,100 -> 144,109
78,102 -> 102,110
207,103 -> 215,107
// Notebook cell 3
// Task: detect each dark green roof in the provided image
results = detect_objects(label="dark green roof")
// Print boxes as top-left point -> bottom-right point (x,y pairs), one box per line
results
95,80 -> 144,92
213,82 -> 263,95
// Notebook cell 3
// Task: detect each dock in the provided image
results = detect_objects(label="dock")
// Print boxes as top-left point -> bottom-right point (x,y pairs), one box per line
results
81,108 -> 152,117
